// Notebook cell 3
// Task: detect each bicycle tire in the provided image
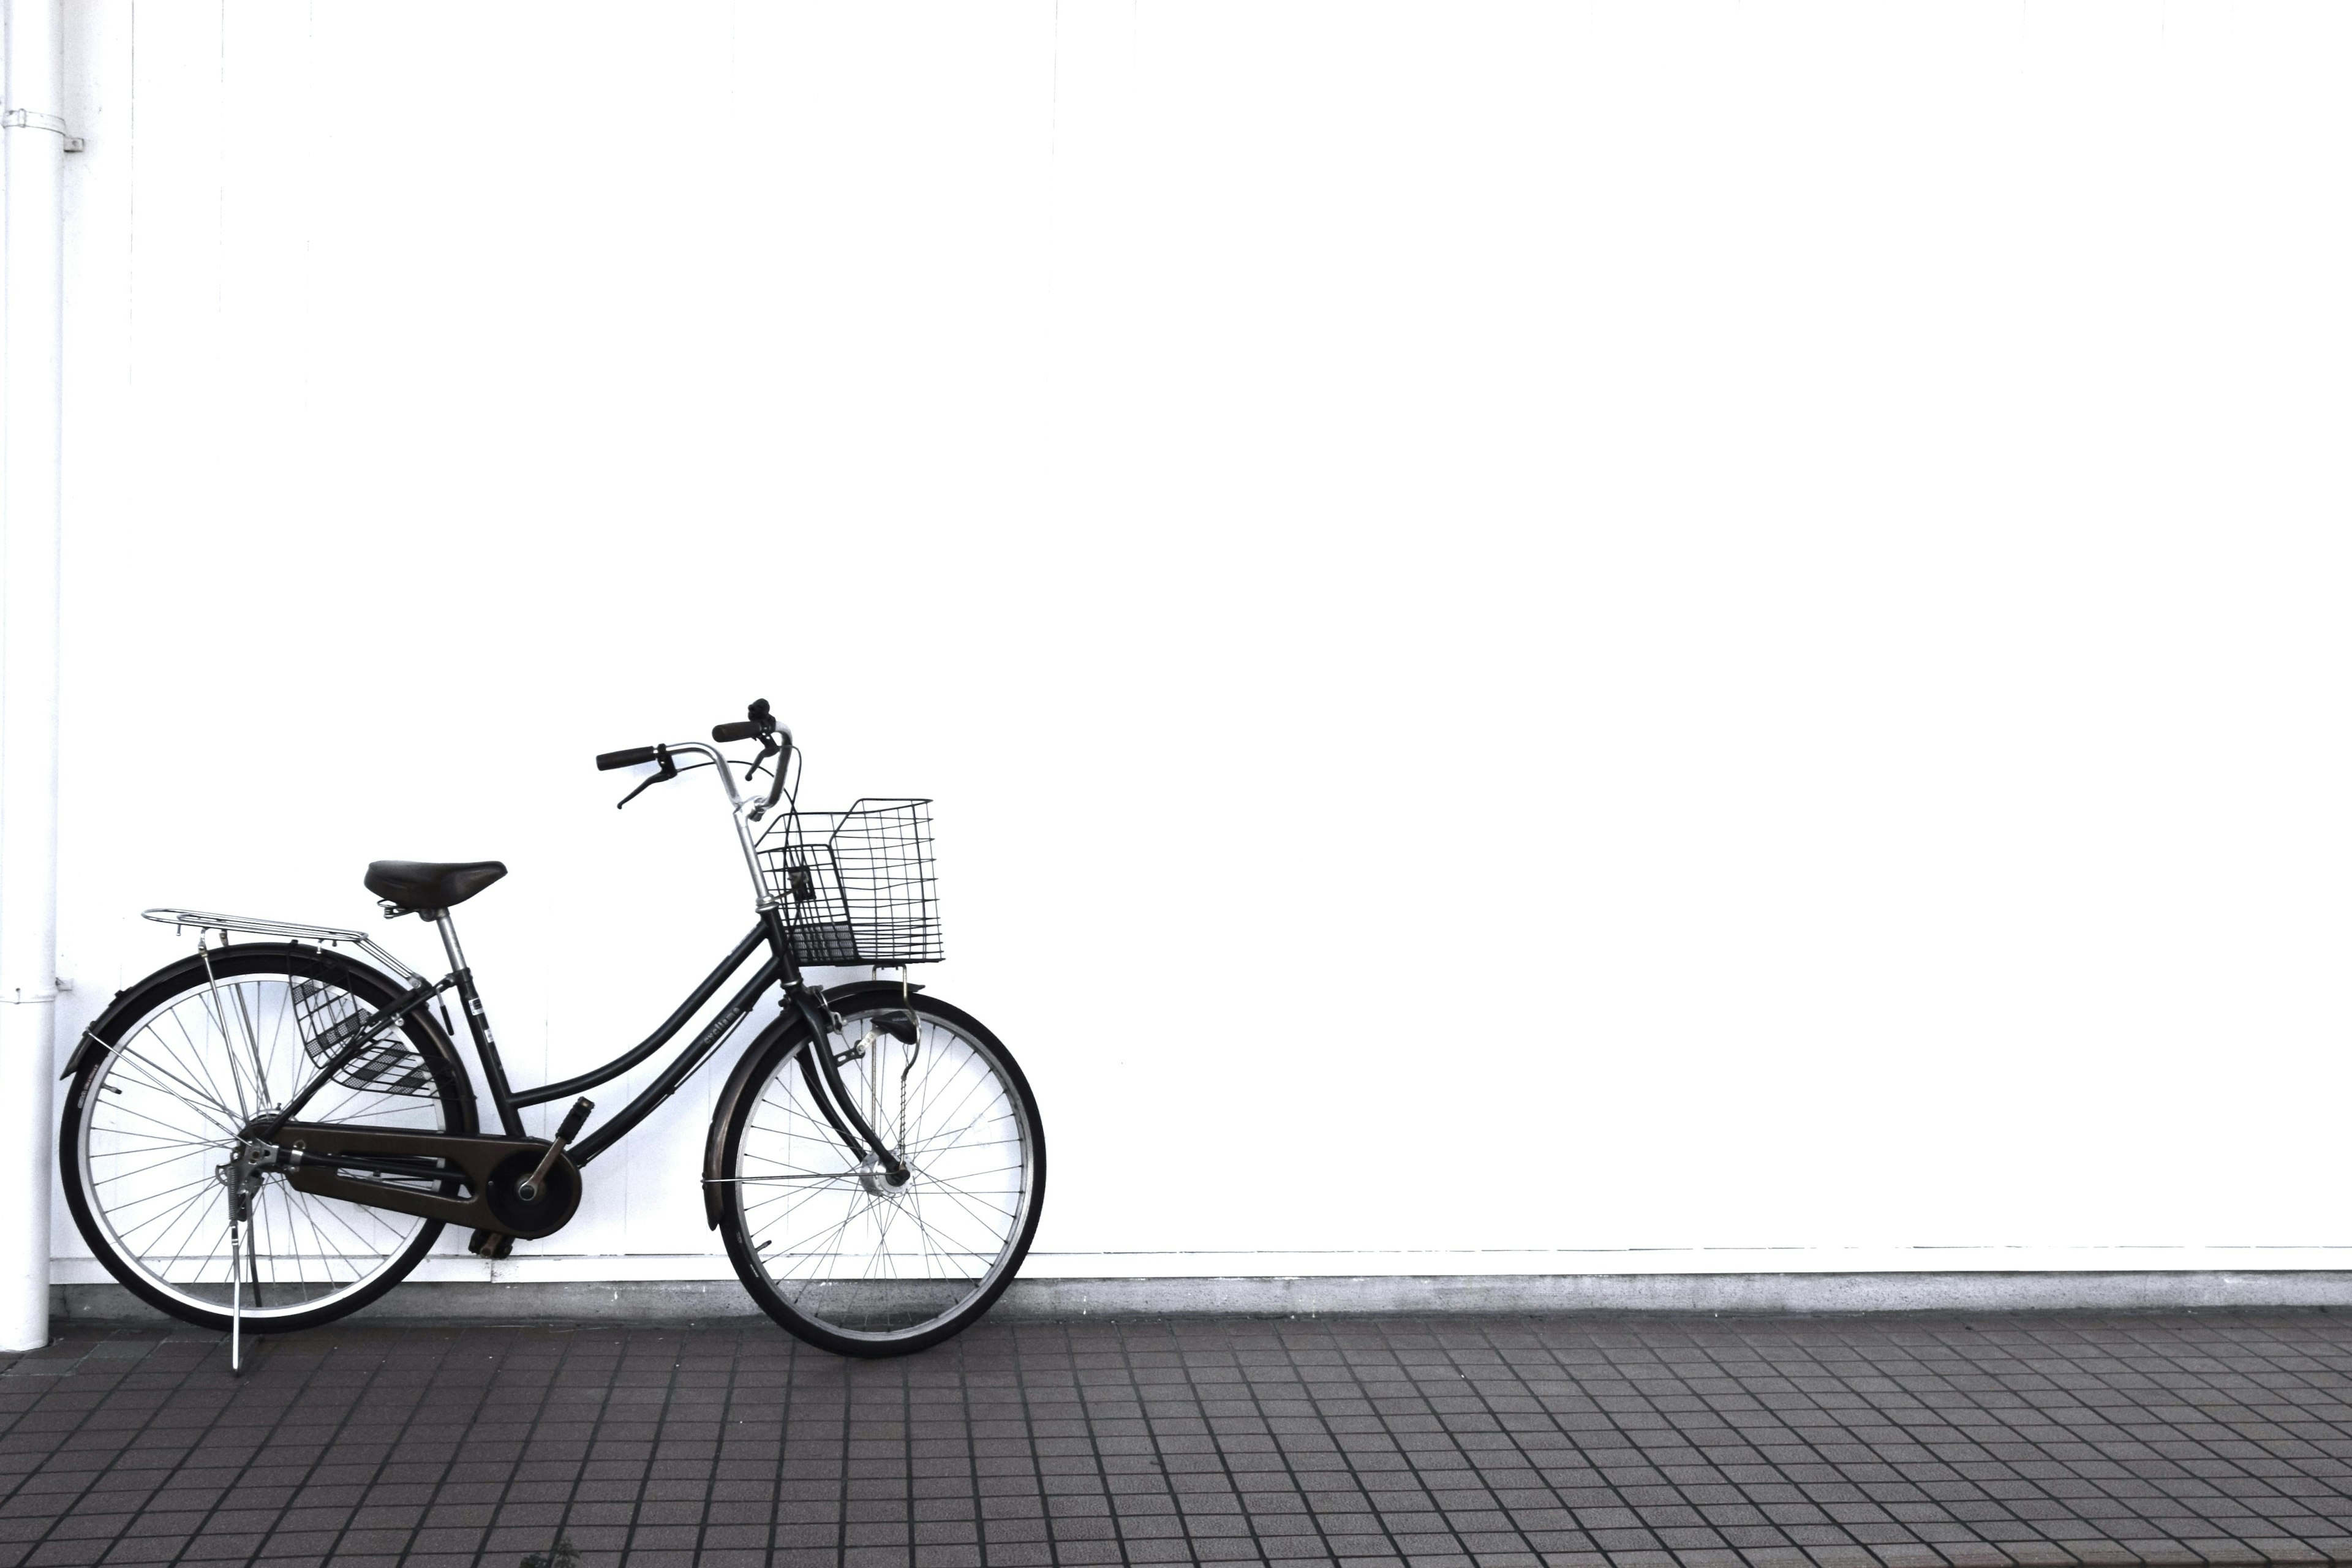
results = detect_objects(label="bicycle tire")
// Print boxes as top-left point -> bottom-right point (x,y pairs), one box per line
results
714,992 -> 1045,1357
59,943 -> 477,1334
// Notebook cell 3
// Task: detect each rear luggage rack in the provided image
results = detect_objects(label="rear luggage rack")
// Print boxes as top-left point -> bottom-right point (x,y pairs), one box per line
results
141,908 -> 426,984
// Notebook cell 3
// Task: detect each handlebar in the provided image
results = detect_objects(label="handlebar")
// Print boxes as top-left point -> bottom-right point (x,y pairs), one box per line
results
594,699 -> 791,816
591,700 -> 794,907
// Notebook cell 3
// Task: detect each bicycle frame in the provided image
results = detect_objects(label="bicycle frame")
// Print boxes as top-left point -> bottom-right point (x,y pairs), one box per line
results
446,916 -> 783,1166
257,898 -> 904,1177
195,737 -> 913,1238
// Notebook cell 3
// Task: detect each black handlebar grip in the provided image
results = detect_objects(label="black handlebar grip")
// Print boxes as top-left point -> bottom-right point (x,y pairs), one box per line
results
714,698 -> 774,744
596,746 -> 660,771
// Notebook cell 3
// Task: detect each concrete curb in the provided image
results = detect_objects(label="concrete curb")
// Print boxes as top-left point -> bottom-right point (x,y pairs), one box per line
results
51,1270 -> 2352,1324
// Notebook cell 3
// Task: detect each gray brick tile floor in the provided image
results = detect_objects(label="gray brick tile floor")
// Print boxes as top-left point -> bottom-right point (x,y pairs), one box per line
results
4,1314 -> 2352,1566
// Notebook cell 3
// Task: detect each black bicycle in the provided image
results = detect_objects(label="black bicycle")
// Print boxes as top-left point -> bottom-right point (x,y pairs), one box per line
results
57,701 -> 1044,1362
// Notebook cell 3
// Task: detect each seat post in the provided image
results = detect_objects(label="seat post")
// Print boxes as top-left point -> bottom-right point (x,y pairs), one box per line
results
432,910 -> 466,974
432,909 -> 525,1136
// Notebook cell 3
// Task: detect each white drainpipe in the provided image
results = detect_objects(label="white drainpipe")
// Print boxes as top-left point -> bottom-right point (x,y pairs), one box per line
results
0,0 -> 67,1352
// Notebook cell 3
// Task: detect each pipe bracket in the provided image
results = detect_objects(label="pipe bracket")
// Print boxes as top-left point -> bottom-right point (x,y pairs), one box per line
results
2,109 -> 79,149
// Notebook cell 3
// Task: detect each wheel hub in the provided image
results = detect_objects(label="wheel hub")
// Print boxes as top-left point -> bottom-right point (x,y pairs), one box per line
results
857,1157 -> 912,1197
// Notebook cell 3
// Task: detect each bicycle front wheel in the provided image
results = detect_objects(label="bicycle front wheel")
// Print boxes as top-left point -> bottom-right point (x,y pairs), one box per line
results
716,993 -> 1045,1356
59,944 -> 475,1333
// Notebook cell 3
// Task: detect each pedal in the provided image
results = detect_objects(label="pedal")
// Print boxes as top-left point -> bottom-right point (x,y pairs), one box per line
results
468,1228 -> 513,1261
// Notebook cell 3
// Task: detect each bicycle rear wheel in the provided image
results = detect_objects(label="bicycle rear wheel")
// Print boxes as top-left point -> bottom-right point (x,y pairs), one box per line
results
59,944 -> 475,1333
715,993 -> 1044,1357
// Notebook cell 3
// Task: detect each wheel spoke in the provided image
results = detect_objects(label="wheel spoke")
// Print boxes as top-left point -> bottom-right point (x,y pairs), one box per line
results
108,1040 -> 241,1133
730,1005 -> 1036,1344
72,960 -> 453,1325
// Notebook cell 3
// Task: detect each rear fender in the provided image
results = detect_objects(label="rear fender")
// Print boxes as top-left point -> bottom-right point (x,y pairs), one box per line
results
61,985 -> 150,1083
66,947 -> 290,1082
59,943 -> 470,1125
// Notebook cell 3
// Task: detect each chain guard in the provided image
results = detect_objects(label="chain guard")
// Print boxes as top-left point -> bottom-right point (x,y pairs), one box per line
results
276,1122 -> 583,1240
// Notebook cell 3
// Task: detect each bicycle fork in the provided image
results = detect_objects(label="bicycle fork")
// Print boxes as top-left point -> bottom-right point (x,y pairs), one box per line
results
788,987 -> 910,1183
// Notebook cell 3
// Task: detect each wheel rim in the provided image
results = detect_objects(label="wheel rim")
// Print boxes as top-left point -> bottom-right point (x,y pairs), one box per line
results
77,969 -> 450,1321
736,1006 -> 1035,1342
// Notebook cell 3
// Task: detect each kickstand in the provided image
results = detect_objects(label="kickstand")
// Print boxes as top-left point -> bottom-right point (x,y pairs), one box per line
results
229,1216 -> 244,1375
228,1152 -> 249,1376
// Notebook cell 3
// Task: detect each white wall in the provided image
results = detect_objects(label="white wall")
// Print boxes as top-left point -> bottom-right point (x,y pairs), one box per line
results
48,1 -> 2352,1285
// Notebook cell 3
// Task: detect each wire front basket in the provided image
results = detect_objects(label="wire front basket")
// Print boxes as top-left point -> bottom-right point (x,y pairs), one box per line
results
758,798 -> 941,966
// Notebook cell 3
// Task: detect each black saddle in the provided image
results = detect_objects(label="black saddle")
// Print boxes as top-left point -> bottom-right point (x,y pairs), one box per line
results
365,859 -> 507,914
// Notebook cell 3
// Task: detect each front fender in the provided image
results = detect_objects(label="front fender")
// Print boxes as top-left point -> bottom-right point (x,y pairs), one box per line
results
699,979 -> 920,1229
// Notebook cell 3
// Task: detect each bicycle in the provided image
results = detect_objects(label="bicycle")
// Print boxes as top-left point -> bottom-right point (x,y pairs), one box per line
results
56,700 -> 1045,1363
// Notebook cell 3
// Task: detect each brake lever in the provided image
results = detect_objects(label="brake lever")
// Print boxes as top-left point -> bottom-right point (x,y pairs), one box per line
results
739,733 -> 780,786
615,744 -> 677,809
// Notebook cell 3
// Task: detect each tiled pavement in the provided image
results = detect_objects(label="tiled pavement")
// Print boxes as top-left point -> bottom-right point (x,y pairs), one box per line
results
4,1312 -> 2352,1568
